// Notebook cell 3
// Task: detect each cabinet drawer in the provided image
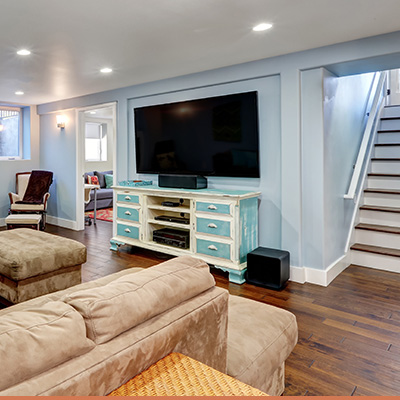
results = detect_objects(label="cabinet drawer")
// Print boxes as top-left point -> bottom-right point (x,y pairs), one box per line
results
196,217 -> 231,238
196,238 -> 231,260
117,193 -> 140,204
117,206 -> 140,222
117,223 -> 139,240
196,201 -> 231,215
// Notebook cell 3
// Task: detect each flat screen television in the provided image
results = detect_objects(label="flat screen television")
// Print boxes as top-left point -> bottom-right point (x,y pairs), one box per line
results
134,91 -> 260,178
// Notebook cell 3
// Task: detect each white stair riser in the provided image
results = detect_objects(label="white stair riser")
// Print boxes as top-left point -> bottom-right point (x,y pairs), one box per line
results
355,229 -> 400,248
377,132 -> 400,143
371,160 -> 400,174
374,145 -> 400,158
368,176 -> 400,189
364,192 -> 400,208
359,209 -> 400,227
382,107 -> 400,118
379,119 -> 400,131
351,250 -> 400,274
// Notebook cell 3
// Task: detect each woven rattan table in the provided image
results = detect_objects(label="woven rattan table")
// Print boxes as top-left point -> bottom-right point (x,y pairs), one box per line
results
108,352 -> 268,396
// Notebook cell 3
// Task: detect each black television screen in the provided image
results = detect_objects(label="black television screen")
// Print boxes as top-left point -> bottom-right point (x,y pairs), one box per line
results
134,91 -> 260,178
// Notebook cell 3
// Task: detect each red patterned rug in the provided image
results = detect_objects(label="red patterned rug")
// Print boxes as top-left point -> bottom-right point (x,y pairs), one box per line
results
85,207 -> 113,222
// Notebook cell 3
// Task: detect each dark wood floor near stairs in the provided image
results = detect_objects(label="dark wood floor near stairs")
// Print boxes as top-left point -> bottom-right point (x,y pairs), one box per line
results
9,221 -> 400,396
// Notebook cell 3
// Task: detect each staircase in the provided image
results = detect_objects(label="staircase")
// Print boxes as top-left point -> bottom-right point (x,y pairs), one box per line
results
351,105 -> 400,273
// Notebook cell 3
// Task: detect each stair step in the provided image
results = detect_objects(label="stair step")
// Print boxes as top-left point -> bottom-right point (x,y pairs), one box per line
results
364,188 -> 400,195
371,158 -> 400,161
367,173 -> 400,178
351,243 -> 400,258
359,205 -> 400,213
355,223 -> 400,234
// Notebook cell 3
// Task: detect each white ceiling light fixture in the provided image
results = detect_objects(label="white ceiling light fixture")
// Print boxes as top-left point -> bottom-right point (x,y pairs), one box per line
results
252,23 -> 273,32
100,67 -> 113,73
17,49 -> 31,56
15,91 -> 24,95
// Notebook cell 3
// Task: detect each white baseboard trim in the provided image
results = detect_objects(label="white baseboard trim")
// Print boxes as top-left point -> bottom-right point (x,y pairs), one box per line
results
289,254 -> 349,287
47,215 -> 79,231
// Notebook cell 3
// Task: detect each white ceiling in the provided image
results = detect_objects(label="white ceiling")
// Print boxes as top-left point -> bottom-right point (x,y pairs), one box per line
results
2,0 -> 400,105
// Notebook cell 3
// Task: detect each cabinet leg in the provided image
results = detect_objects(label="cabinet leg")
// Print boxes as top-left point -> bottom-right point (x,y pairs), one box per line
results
213,265 -> 247,285
110,239 -> 125,251
228,268 -> 247,284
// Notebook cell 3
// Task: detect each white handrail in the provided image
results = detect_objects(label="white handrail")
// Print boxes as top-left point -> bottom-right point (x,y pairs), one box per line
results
344,72 -> 387,200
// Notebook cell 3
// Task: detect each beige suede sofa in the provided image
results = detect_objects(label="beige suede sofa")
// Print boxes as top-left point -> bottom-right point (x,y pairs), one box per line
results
0,256 -> 297,396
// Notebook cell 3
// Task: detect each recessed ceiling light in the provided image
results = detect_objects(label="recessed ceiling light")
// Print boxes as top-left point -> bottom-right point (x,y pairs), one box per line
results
17,49 -> 31,56
252,23 -> 273,32
100,67 -> 113,73
90,111 -> 96,114
15,91 -> 24,95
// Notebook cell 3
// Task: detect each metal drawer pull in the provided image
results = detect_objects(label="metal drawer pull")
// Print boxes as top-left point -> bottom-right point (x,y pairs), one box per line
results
207,223 -> 217,228
124,228 -> 131,233
125,211 -> 132,216
207,205 -> 217,210
125,196 -> 131,200
208,245 -> 218,251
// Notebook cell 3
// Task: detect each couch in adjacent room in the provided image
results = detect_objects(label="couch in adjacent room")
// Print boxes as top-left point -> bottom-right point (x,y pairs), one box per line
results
84,170 -> 113,211
0,256 -> 298,396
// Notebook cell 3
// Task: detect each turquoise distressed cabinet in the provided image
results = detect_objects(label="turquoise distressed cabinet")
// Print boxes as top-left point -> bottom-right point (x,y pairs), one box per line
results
110,185 -> 260,284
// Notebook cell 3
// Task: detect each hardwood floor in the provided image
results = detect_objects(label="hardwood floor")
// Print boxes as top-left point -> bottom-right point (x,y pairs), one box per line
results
9,221 -> 400,395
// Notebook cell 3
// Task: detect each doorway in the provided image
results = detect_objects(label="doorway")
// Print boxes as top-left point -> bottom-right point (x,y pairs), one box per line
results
76,102 -> 117,230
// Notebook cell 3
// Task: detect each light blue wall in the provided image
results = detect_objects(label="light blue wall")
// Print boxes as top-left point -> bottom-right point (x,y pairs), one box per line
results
0,105 -> 39,221
128,76 -> 282,250
39,110 -> 76,221
301,68 -> 375,270
36,30 -> 400,270
323,70 -> 375,267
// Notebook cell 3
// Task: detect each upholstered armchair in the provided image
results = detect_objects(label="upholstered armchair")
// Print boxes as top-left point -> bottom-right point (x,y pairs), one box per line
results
8,171 -> 53,229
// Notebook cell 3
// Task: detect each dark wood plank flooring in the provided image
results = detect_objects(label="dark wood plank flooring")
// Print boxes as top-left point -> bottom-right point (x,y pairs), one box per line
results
7,221 -> 400,395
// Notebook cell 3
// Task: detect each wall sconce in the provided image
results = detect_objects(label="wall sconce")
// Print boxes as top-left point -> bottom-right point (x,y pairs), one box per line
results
56,115 -> 66,129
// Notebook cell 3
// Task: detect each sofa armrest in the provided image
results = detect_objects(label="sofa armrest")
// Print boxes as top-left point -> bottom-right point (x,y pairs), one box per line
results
43,192 -> 50,211
8,192 -> 22,205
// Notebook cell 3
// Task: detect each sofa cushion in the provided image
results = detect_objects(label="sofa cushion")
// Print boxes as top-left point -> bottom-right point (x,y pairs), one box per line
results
94,187 -> 114,200
84,171 -> 95,184
63,256 -> 215,344
227,295 -> 298,393
0,301 -> 95,391
105,173 -> 113,188
95,170 -> 113,188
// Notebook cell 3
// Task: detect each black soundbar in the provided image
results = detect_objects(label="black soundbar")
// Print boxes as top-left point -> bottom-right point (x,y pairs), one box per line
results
158,174 -> 207,189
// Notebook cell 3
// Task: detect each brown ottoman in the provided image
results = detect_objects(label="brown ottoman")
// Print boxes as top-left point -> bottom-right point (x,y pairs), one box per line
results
0,228 -> 86,304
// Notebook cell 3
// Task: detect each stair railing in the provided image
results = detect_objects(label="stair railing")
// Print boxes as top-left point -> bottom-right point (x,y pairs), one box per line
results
344,71 -> 387,200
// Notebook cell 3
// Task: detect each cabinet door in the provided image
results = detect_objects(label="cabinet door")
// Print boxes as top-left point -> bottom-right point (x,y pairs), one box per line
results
117,206 -> 140,222
117,223 -> 140,240
196,201 -> 231,215
196,217 -> 231,238
117,193 -> 140,204
196,238 -> 231,260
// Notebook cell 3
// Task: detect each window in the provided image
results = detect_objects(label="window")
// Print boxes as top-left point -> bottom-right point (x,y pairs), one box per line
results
0,107 -> 22,159
85,122 -> 107,161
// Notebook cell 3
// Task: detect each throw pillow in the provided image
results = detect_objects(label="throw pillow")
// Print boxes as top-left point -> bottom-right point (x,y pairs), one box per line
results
95,170 -> 113,188
88,175 -> 99,185
105,174 -> 113,188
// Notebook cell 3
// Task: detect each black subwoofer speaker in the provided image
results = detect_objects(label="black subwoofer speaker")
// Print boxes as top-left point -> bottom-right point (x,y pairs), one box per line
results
158,174 -> 207,189
246,247 -> 290,290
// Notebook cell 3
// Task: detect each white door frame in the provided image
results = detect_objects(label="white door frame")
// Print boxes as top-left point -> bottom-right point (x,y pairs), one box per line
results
389,69 -> 400,105
75,102 -> 117,230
